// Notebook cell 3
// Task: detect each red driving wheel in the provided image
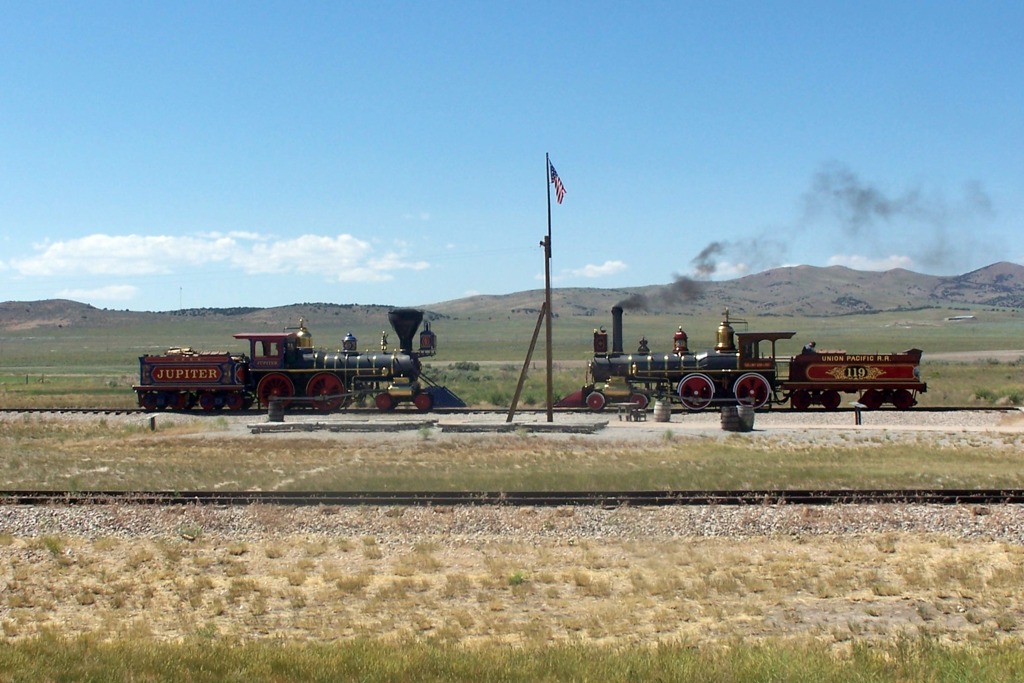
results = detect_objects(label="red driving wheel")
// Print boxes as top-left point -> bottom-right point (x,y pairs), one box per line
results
306,373 -> 345,413
257,373 -> 295,408
732,373 -> 771,409
677,374 -> 715,410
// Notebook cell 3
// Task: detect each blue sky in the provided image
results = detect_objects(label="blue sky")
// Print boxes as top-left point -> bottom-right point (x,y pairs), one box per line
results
1,1 -> 1021,311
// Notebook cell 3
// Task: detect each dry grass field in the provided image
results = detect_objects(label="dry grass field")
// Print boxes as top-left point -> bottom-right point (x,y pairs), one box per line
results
3,503 -> 1024,650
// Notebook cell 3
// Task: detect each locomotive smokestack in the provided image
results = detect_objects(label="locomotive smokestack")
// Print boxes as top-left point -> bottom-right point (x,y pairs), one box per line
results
611,306 -> 624,355
387,308 -> 424,353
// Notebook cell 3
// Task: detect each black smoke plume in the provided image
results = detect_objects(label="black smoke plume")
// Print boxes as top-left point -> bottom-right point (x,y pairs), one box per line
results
616,162 -> 995,312
616,273 -> 703,312
692,242 -> 725,277
801,162 -> 994,269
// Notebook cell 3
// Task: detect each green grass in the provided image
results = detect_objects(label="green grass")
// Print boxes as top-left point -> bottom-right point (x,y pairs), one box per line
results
423,361 -> 585,407
0,634 -> 1022,682
2,307 -> 1023,409
923,359 -> 1024,406
4,306 -> 1024,364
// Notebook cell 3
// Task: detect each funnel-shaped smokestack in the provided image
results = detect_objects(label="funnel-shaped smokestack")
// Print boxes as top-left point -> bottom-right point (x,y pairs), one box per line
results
611,306 -> 623,355
388,308 -> 424,353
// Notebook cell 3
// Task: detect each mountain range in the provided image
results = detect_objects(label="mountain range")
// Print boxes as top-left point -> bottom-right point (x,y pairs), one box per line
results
2,262 -> 1023,331
427,261 -> 1024,319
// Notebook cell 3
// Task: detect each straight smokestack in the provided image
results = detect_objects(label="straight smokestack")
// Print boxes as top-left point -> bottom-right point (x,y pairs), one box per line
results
611,306 -> 623,355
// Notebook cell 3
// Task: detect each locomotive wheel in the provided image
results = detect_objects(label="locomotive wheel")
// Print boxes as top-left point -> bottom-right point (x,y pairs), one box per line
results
198,392 -> 221,412
226,393 -> 245,411
306,373 -> 345,413
140,393 -> 159,412
821,390 -> 842,411
790,390 -> 811,411
257,373 -> 295,408
629,393 -> 649,410
732,373 -> 771,409
168,392 -> 189,411
892,388 -> 915,410
585,391 -> 606,412
677,374 -> 715,411
859,389 -> 883,411
375,392 -> 396,411
413,392 -> 433,412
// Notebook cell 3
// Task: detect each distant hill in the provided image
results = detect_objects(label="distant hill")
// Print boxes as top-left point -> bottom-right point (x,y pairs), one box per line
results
2,262 -> 1023,331
426,262 -> 1024,319
0,300 -> 399,333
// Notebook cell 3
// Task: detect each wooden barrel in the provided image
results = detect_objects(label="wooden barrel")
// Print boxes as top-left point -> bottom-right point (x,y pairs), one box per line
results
268,399 -> 285,423
652,399 -> 671,422
737,405 -> 755,431
722,405 -> 755,432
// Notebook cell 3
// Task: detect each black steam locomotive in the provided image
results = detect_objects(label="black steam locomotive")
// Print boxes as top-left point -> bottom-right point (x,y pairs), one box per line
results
134,308 -> 465,412
558,306 -> 926,411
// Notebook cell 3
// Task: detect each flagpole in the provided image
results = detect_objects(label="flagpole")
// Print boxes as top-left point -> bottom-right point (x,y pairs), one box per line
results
544,153 -> 554,422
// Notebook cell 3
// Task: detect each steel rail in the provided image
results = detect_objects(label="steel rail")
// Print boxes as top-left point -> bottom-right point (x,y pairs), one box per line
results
1,489 -> 1022,507
0,405 -> 1014,416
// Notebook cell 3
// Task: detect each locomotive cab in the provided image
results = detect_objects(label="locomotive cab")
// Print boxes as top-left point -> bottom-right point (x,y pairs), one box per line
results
233,332 -> 297,370
736,331 -> 796,370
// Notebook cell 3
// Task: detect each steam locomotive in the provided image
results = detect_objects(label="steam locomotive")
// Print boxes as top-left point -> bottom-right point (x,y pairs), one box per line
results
557,306 -> 927,411
133,308 -> 465,412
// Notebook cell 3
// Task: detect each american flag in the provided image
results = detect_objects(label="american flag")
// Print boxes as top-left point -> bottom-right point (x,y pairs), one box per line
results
550,163 -> 566,204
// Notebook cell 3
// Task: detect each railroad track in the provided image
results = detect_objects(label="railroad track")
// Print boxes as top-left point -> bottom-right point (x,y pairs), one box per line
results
2,489 -> 1023,507
0,405 -> 1014,416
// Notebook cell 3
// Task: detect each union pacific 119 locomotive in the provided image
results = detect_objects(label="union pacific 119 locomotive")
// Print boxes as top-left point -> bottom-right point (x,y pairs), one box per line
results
557,306 -> 926,411
134,308 -> 465,412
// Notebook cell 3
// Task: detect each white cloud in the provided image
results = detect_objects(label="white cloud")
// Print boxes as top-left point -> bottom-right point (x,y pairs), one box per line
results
12,234 -> 234,276
7,232 -> 429,283
56,284 -> 139,301
238,234 -> 376,276
568,260 -> 628,278
196,230 -> 265,241
826,254 -> 915,271
367,252 -> 429,273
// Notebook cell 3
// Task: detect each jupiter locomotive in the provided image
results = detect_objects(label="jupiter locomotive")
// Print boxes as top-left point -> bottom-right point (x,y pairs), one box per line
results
557,306 -> 926,411
134,308 -> 465,412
